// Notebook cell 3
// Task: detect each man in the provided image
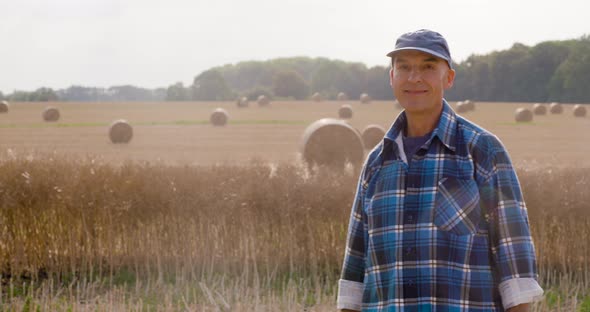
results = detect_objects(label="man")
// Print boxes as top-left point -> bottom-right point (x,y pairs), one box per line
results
337,29 -> 543,312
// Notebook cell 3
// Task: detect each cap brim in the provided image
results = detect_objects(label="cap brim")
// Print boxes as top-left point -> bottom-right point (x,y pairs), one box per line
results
386,47 -> 450,64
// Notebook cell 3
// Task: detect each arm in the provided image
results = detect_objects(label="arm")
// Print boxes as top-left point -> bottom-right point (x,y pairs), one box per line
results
337,170 -> 368,311
476,136 -> 543,310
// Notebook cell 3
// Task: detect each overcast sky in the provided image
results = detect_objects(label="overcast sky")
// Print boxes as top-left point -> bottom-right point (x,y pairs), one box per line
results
1,0 -> 588,94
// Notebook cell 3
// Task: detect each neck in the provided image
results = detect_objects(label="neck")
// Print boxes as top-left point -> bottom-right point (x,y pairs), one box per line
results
405,105 -> 443,137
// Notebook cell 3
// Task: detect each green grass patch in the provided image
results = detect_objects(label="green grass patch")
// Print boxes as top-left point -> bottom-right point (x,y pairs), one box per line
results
229,119 -> 309,125
56,122 -> 109,127
496,121 -> 549,126
0,119 -> 309,129
545,289 -> 561,309
580,295 -> 590,312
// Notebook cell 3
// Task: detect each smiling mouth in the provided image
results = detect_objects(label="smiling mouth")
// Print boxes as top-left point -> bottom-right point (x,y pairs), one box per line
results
404,90 -> 428,95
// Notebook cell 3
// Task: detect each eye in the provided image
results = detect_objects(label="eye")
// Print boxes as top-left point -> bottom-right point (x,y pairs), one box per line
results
397,64 -> 410,71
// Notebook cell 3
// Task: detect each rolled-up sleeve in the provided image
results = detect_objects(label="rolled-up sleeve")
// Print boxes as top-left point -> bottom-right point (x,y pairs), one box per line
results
337,169 -> 369,310
477,135 -> 543,308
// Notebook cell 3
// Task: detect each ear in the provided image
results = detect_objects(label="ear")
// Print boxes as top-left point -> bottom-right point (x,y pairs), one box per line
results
389,68 -> 394,87
444,68 -> 456,89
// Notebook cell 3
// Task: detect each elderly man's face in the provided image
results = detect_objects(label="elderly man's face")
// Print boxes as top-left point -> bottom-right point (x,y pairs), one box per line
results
389,50 -> 455,116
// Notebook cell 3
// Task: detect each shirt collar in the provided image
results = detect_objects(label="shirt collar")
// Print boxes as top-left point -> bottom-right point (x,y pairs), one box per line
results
380,99 -> 457,160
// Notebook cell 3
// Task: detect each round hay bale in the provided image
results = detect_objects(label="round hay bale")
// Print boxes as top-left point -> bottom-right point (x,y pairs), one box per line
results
514,108 -> 533,122
0,100 -> 8,113
573,104 -> 587,117
311,92 -> 322,102
532,103 -> 546,115
360,93 -> 371,104
338,104 -> 353,119
462,100 -> 475,111
337,92 -> 348,101
301,118 -> 364,168
361,124 -> 386,150
210,108 -> 229,126
455,102 -> 470,113
109,119 -> 133,144
42,106 -> 60,122
257,95 -> 270,106
549,102 -> 562,114
236,97 -> 249,108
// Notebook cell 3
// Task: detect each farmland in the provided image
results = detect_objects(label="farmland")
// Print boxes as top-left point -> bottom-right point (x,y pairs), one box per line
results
0,100 -> 589,311
1,101 -> 589,167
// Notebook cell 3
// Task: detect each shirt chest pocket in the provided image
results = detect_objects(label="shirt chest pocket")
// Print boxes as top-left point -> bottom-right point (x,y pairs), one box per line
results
433,177 -> 481,236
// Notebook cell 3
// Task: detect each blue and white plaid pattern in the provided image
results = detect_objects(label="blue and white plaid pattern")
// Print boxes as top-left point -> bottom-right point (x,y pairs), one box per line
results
340,100 -> 538,311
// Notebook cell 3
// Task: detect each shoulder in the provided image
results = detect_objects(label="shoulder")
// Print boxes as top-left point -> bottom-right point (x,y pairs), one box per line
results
455,115 -> 513,181
455,115 -> 506,154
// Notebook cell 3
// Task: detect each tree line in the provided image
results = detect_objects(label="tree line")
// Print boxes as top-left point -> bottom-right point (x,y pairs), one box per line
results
2,35 -> 588,103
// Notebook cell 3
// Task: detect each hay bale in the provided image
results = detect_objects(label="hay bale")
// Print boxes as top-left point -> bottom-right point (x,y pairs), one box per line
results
337,92 -> 348,101
42,106 -> 60,122
338,104 -> 353,119
0,100 -> 8,113
462,100 -> 475,111
360,93 -> 371,104
210,108 -> 229,126
301,118 -> 364,168
532,103 -> 546,115
549,102 -> 563,114
311,92 -> 322,102
109,119 -> 133,144
455,102 -> 470,113
361,124 -> 386,150
573,104 -> 587,117
514,108 -> 533,122
257,95 -> 270,106
236,97 -> 249,108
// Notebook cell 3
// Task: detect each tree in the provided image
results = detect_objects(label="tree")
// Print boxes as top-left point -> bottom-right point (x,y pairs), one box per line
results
108,85 -> 155,101
166,82 -> 190,101
366,66 -> 393,100
548,40 -> 590,102
58,85 -> 105,101
309,61 -> 368,99
192,69 -> 233,101
272,70 -> 309,100
29,88 -> 59,101
245,86 -> 273,101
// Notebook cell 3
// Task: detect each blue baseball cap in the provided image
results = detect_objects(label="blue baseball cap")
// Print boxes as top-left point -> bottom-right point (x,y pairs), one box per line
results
386,29 -> 453,69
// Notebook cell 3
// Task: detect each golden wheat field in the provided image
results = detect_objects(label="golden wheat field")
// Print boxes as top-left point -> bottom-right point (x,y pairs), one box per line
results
1,100 -> 589,167
0,101 -> 589,311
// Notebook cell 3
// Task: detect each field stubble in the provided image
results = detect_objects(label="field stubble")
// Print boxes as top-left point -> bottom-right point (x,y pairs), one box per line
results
0,101 -> 589,310
0,101 -> 589,167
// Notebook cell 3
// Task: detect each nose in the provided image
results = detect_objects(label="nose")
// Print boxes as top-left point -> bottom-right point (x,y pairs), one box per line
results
408,67 -> 422,83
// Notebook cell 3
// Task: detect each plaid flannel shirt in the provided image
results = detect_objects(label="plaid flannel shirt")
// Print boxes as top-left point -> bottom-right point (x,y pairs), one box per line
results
338,100 -> 542,311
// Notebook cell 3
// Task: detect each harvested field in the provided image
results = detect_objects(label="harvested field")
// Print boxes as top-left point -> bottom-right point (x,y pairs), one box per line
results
0,100 -> 589,310
0,101 -> 588,167
0,156 -> 588,311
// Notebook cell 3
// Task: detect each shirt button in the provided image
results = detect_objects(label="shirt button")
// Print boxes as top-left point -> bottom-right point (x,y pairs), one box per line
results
405,247 -> 415,255
406,214 -> 415,223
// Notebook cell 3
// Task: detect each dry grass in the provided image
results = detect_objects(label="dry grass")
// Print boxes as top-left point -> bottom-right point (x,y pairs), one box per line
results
0,151 -> 589,310
0,101 -> 589,310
